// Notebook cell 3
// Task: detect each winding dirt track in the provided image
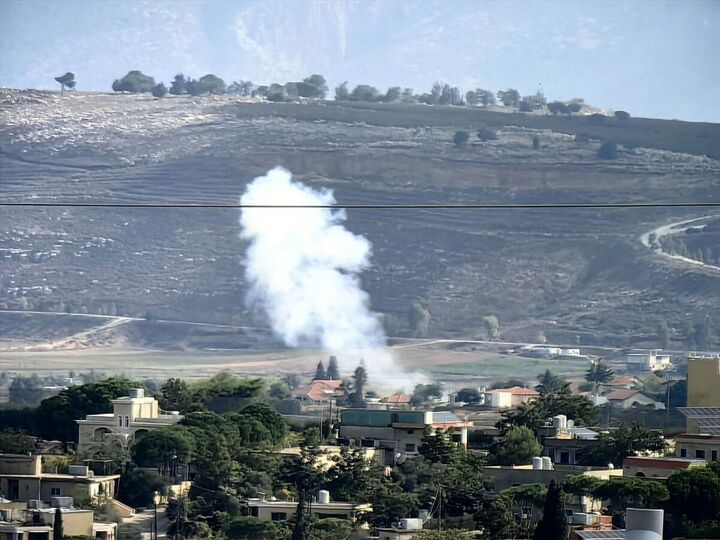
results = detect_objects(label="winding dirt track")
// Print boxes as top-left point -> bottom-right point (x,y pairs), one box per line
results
639,215 -> 720,272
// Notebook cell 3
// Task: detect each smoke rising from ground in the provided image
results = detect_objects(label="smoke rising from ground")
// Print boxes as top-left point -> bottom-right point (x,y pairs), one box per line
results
239,167 -> 401,379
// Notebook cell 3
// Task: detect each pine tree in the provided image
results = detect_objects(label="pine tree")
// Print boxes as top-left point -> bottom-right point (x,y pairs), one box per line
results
326,356 -> 340,380
533,480 -> 569,540
53,507 -> 64,540
313,361 -> 328,381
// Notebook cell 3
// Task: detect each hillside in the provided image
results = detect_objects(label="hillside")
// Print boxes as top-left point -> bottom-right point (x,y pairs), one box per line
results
1,90 -> 719,352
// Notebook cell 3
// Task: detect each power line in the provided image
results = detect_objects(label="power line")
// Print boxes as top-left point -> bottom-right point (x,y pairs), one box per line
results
1,202 -> 719,209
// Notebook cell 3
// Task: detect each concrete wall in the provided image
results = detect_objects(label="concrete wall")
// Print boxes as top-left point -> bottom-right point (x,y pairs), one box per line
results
0,455 -> 42,476
687,357 -> 720,409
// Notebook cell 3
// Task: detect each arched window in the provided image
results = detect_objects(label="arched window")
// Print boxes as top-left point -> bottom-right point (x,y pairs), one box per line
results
93,427 -> 112,442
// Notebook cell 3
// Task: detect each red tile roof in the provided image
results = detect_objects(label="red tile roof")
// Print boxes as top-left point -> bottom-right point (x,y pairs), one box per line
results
386,393 -> 412,404
292,380 -> 344,402
491,386 -> 540,396
610,375 -> 637,386
605,389 -> 642,401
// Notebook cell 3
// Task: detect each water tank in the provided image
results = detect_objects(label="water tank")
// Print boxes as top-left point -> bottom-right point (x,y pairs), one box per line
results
317,490 -> 330,504
532,457 -> 543,470
567,419 -> 575,428
552,415 -> 567,429
128,388 -> 145,399
68,465 -> 89,477
626,508 -> 663,540
399,518 -> 423,530
542,456 -> 553,470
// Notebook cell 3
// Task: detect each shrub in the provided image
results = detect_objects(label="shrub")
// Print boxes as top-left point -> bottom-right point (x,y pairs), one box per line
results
533,135 -> 540,149
598,140 -> 619,160
477,126 -> 498,141
587,113 -> 607,124
150,83 -> 167,98
453,130 -> 470,147
614,110 -> 631,120
112,71 -> 155,93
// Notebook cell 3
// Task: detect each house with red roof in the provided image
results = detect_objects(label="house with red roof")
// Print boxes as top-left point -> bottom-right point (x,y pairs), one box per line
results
483,386 -> 540,408
605,389 -> 661,409
292,380 -> 344,403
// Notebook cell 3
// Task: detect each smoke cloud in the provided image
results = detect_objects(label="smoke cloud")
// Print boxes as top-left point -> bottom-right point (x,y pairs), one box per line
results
239,167 -> 400,379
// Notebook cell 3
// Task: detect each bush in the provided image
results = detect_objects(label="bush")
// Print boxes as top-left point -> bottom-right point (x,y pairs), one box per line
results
533,135 -> 540,149
614,110 -> 631,120
598,140 -> 619,160
150,83 -> 167,98
477,126 -> 498,141
453,130 -> 470,147
587,113 -> 607,124
112,71 -> 155,93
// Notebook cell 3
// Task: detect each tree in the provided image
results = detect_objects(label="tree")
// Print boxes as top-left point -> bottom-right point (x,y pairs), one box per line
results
226,516 -> 281,539
348,366 -> 368,407
536,370 -> 570,394
54,72 -> 76,96
497,88 -> 520,107
453,130 -> 470,147
151,83 -> 167,98
198,74 -> 226,95
53,507 -> 64,540
330,81 -> 349,101
533,135 -> 541,149
483,315 -> 499,338
502,483 -> 547,534
475,496 -> 516,540
280,445 -> 326,540
326,356 -> 340,380
498,389 -> 599,434
367,481 -> 419,527
476,89 -> 496,108
350,84 -> 380,102
414,532 -> 474,540
314,361 -> 328,381
418,428 -> 456,464
533,480 -> 569,540
548,101 -> 569,115
169,74 -> 187,95
0,429 -> 35,453
159,378 -> 195,413
112,71 -> 155,93
465,90 -> 479,107
578,423 -> 668,468
240,403 -> 288,445
408,300 -> 431,337
585,360 -> 614,395
381,86 -> 402,103
594,477 -> 668,525
327,446 -> 374,501
598,140 -> 618,159
299,74 -> 328,99
477,127 -> 498,141
666,463 -> 720,526
489,426 -> 541,466
117,468 -> 166,508
131,426 -> 195,473
614,110 -> 631,120
562,475 -> 605,512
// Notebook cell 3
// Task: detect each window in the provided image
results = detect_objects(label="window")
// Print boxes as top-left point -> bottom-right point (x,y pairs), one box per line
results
451,433 -> 461,443
680,448 -> 687,457
271,512 -> 287,521
696,449 -> 706,459
407,429 -> 414,434
117,416 -> 122,427
250,507 -> 259,517
51,487 -> 61,496
712,450 -> 718,461
124,416 -> 130,428
560,451 -> 570,464
405,443 -> 416,452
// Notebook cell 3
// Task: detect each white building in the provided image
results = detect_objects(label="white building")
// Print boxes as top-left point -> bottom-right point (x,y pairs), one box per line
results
626,350 -> 672,373
76,389 -> 183,457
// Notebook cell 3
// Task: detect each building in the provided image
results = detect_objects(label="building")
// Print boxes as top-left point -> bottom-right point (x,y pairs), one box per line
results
338,409 -> 470,464
622,456 -> 707,479
539,419 -> 601,466
374,519 -> 426,539
0,454 -> 119,505
607,375 -> 640,390
483,386 -> 539,409
292,380 -> 344,404
686,355 -> 720,409
482,463 -> 622,514
246,491 -> 371,522
384,394 -> 412,409
625,350 -> 671,373
674,433 -> 720,461
0,499 -> 116,539
76,388 -> 183,457
604,389 -> 661,409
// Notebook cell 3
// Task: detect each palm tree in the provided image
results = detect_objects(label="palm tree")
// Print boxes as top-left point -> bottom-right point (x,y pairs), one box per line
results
586,359 -> 614,397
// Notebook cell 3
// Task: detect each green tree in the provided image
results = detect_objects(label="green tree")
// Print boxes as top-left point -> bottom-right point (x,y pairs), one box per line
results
53,507 -> 64,540
497,88 -> 520,107
489,425 -> 541,466
585,360 -> 614,395
666,463 -> 720,526
326,356 -> 340,380
347,366 -> 368,408
614,110 -> 631,120
483,315 -> 499,338
299,74 -> 328,99
414,532 -> 474,540
327,446 -> 374,501
334,81 -> 350,101
112,71 -> 155,93
131,425 -> 195,473
314,361 -> 328,381
502,483 -> 547,535
598,140 -> 618,159
594,477 -> 668,525
240,403 -> 288,445
350,84 -> 380,102
476,89 -> 496,107
535,370 -> 570,394
117,468 -> 166,508
453,130 -> 470,147
418,428 -> 456,464
159,378 -> 195,413
280,445 -> 327,540
477,127 -> 498,141
151,83 -> 167,98
562,475 -> 605,510
54,72 -> 76,96
0,429 -> 36,453
408,301 -> 431,337
197,74 -> 226,95
475,496 -> 516,540
465,90 -> 479,107
498,390 -> 599,434
226,516 -> 281,539
533,480 -> 568,540
169,73 -> 187,95
367,481 -> 419,528
578,424 -> 668,467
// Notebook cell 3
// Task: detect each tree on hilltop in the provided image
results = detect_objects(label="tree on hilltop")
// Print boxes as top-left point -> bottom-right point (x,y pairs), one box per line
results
497,88 -> 520,107
112,71 -> 155,93
151,83 -> 168,98
54,72 -> 76,96
169,74 -> 187,95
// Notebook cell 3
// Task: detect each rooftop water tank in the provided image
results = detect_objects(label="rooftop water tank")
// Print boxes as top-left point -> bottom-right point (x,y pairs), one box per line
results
542,456 -> 553,470
626,508 -> 663,540
399,518 -> 423,530
532,457 -> 543,470
317,490 -> 330,504
552,415 -> 567,429
128,388 -> 144,399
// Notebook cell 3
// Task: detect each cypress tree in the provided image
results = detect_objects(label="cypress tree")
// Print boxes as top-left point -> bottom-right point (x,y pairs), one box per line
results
533,480 -> 569,540
313,361 -> 328,381
326,356 -> 340,380
53,507 -> 64,540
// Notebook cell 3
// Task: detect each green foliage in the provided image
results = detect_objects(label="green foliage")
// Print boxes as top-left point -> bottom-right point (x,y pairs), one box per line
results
190,373 -> 264,412
53,507 -> 64,540
350,84 -> 380,102
196,74 -> 226,95
54,72 -> 76,95
298,74 -> 328,99
326,356 -> 340,380
112,71 -> 155,93
314,361 -> 328,381
347,366 -> 368,407
497,88 -> 520,107
414,531 -> 474,540
598,140 -> 618,159
498,390 -> 600,433
482,315 -> 499,338
666,463 -> 720,526
585,360 -> 614,392
533,480 -> 568,540
419,428 -> 456,464
474,496 -> 516,540
239,403 -> 288,445
226,516 -> 282,539
477,127 -> 498,142
117,468 -> 166,508
535,369 -> 569,394
0,428 -> 36,453
169,74 -> 187,95
489,425 -> 541,466
578,423 -> 668,467
615,110 -> 631,120
594,477 -> 668,526
159,378 -> 195,413
408,300 -> 431,337
502,483 -> 547,535
453,130 -> 470,147
280,445 -> 327,540
327,446 -> 374,502
367,481 -> 419,527
150,83 -> 167,98
334,82 -> 350,101
131,425 -> 195,470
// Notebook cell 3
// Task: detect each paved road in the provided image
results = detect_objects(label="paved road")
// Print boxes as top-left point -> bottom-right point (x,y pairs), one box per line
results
123,505 -> 169,539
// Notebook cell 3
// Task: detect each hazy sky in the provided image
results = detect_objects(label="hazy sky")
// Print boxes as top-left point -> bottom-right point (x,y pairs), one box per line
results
1,0 -> 718,122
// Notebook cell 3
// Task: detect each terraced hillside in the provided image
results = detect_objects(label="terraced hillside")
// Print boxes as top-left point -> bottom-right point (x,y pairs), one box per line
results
1,90 -> 719,351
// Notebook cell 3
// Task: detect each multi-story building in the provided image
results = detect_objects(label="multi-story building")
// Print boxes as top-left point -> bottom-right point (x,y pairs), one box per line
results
76,388 -> 183,457
482,386 -> 539,409
674,433 -> 720,461
246,491 -> 370,522
686,355 -> 720,409
0,499 -> 116,540
625,350 -> 672,373
338,409 -> 470,464
0,454 -> 119,505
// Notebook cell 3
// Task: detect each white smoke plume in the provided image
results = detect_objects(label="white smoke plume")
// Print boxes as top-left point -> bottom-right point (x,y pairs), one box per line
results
239,167 -> 401,379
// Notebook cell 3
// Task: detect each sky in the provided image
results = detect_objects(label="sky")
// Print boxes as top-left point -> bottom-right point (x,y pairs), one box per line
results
1,0 -> 719,122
